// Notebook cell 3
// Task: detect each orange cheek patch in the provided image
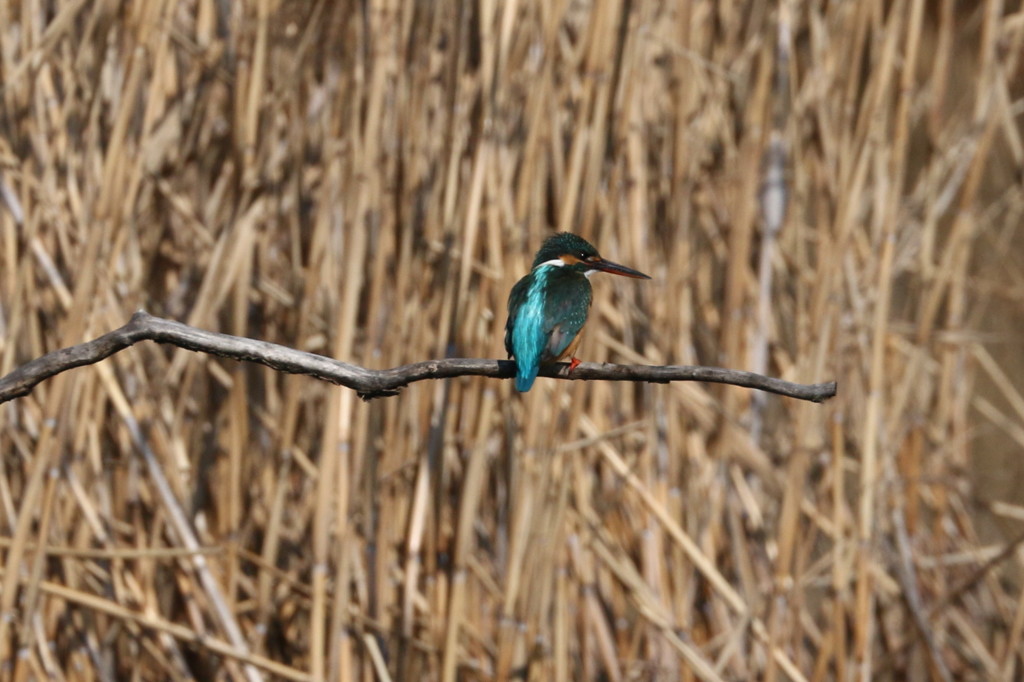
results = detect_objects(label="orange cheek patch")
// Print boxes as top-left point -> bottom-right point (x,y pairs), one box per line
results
560,254 -> 582,265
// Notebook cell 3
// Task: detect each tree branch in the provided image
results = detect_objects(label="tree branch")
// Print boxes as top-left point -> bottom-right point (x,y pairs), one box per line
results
0,311 -> 837,403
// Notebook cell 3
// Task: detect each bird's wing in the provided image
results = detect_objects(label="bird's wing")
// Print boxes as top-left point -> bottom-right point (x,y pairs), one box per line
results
504,275 -> 533,358
542,272 -> 592,360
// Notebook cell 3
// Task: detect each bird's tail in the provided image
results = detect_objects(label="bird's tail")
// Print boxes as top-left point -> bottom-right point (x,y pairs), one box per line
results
515,362 -> 539,392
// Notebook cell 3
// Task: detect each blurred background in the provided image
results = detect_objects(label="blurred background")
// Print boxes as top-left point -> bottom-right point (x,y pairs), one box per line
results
2,1 -> 1023,680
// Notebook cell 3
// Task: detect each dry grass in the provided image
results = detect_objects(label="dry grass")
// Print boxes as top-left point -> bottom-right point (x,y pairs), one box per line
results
2,0 -> 1024,680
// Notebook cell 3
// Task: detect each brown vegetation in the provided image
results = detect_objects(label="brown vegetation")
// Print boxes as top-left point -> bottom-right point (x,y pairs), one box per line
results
1,1 -> 1023,680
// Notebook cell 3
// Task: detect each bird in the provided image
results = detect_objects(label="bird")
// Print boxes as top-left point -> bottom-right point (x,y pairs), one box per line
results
504,232 -> 651,392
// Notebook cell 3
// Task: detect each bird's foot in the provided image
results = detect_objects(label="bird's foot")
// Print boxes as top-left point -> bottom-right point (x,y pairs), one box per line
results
568,357 -> 581,372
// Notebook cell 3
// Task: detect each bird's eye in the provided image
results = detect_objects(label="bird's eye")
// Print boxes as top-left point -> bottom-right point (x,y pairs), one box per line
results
579,252 -> 589,261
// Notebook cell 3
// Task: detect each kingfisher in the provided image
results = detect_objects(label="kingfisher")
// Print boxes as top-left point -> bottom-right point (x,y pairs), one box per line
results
504,233 -> 651,392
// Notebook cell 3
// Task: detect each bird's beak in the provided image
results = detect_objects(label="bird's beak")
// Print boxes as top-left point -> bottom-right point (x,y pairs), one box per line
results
590,258 -> 651,279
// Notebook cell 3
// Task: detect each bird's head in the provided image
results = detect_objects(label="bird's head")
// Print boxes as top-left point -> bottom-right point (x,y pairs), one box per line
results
531,233 -> 651,279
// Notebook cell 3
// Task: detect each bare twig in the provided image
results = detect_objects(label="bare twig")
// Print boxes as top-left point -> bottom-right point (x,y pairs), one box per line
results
0,170 -> 24,226
0,311 -> 838,403
121,412 -> 265,682
891,506 -> 953,682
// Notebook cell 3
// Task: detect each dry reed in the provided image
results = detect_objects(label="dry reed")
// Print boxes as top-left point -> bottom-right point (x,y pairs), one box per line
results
2,1 -> 1024,680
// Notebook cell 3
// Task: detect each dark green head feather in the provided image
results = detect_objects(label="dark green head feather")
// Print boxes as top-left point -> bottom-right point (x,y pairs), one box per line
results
531,233 -> 600,269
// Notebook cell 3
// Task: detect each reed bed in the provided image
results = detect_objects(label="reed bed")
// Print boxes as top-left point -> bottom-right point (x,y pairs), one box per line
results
1,1 -> 1023,680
